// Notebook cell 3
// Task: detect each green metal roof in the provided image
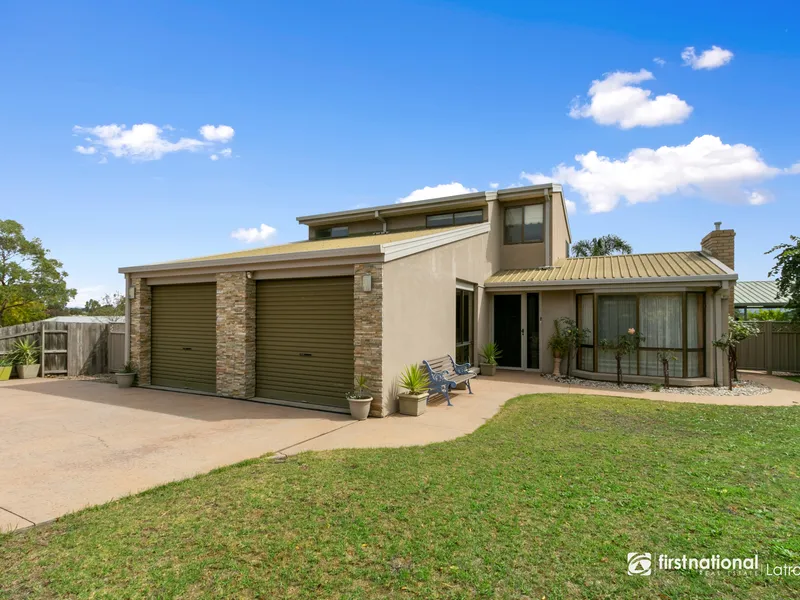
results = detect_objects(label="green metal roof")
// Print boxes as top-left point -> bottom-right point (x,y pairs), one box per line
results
734,281 -> 788,307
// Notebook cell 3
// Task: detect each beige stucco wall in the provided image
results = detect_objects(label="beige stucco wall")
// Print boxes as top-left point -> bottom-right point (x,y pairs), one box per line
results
500,242 -> 546,270
381,232 -> 495,414
551,191 -> 571,262
537,289 -> 576,373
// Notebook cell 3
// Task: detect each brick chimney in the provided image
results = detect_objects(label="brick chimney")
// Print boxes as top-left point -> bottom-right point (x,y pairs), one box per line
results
701,221 -> 735,316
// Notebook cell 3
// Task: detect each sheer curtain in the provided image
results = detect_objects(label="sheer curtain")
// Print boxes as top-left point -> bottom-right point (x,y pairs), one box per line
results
639,295 -> 683,376
597,295 -> 636,374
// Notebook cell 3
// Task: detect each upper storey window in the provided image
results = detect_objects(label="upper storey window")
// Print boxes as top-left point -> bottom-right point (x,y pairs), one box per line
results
316,226 -> 349,239
504,204 -> 544,244
425,209 -> 483,229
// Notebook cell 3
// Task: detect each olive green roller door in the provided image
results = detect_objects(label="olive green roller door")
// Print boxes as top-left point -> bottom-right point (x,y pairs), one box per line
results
151,283 -> 217,393
256,277 -> 354,408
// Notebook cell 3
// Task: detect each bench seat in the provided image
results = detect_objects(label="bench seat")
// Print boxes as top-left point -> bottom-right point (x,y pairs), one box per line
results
422,355 -> 476,406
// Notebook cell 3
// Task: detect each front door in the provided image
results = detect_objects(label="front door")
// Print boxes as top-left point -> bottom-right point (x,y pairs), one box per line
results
494,294 -> 522,367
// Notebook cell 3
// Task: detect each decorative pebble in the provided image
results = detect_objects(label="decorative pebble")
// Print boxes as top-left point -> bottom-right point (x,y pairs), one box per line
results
541,374 -> 771,396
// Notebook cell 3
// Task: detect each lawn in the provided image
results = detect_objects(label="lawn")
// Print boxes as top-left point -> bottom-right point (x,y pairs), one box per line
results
2,394 -> 799,599
784,376 -> 800,384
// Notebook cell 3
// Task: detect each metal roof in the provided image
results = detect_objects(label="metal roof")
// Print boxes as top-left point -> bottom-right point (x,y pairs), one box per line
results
120,224 -> 489,273
486,252 -> 734,286
734,281 -> 788,307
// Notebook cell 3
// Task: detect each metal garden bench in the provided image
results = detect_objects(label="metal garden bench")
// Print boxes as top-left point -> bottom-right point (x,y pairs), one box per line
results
422,355 -> 476,406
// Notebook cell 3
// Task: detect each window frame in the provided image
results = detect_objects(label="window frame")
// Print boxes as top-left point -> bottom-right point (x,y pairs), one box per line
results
426,209 -> 483,229
504,203 -> 545,245
578,291 -> 706,379
315,225 -> 349,239
455,287 -> 474,364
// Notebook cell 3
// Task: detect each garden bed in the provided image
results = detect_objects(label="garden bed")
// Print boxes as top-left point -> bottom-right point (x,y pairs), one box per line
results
543,373 -> 772,396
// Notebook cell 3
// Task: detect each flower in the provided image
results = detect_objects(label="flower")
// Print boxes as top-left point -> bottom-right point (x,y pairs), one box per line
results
628,328 -> 636,335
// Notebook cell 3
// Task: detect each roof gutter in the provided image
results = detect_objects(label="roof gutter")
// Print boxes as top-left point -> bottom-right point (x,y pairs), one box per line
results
485,273 -> 738,289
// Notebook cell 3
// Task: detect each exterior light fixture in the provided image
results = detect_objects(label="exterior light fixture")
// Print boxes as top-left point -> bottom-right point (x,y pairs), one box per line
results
362,274 -> 372,292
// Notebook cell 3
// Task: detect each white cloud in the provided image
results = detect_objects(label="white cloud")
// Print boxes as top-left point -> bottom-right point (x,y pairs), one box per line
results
200,124 -> 235,143
73,123 -> 207,161
74,145 -> 97,155
788,162 -> 800,174
565,198 -> 577,214
523,135 -> 787,213
653,57 -> 666,67
231,223 -> 277,244
489,182 -> 500,189
219,148 -> 232,158
397,182 -> 477,203
520,173 -> 553,186
682,45 -> 734,70
747,191 -> 770,205
210,154 -> 219,161
569,69 -> 692,129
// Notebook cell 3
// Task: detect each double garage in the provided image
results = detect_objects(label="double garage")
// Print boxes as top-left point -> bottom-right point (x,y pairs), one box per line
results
149,277 -> 355,409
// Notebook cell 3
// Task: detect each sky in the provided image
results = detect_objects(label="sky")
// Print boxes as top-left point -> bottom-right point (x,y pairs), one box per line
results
1,0 -> 798,306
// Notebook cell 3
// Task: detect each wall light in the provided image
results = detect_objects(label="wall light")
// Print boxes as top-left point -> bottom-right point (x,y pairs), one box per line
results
128,286 -> 136,300
362,274 -> 372,292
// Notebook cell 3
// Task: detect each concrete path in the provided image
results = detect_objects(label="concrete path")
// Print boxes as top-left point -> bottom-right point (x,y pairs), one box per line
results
1,373 -> 797,531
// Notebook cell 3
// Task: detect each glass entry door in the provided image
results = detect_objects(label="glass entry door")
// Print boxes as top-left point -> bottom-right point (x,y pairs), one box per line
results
527,293 -> 540,369
455,288 -> 474,364
494,294 -> 522,367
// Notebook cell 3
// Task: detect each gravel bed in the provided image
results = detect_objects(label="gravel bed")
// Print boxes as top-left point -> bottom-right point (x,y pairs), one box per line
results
542,373 -> 771,396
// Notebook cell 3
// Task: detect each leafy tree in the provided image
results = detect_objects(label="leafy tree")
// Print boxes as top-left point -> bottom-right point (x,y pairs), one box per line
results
83,293 -> 125,317
712,318 -> 760,390
767,235 -> 800,323
0,220 -> 75,326
2,298 -> 48,326
745,308 -> 793,322
571,234 -> 633,257
550,317 -> 590,377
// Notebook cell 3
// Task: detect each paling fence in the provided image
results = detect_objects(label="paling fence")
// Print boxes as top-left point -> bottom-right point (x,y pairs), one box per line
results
0,320 -> 126,377
737,321 -> 800,374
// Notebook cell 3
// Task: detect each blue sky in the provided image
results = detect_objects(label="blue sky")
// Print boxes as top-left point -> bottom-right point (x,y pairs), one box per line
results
2,0 -> 798,306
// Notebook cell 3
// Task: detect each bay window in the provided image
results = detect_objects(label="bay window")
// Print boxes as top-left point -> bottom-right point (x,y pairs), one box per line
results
576,291 -> 706,378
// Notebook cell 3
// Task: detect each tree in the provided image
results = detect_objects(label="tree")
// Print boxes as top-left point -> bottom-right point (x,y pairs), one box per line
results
712,318 -> 759,390
572,235 -> 633,257
0,220 -> 75,326
745,308 -> 793,322
83,293 -> 125,317
767,235 -> 800,323
551,317 -> 590,377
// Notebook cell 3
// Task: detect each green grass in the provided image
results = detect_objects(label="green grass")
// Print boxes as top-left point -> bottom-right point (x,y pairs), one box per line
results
783,376 -> 800,384
2,394 -> 799,599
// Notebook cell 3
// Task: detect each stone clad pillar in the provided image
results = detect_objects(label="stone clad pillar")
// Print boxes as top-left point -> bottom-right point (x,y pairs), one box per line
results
354,263 -> 384,416
216,272 -> 256,398
130,277 -> 151,385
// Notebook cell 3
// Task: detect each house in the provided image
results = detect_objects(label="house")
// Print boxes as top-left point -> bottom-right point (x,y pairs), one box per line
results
119,184 -> 736,417
734,281 -> 789,319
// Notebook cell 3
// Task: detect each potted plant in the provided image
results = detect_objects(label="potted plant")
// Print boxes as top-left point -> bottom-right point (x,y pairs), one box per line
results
397,363 -> 430,416
116,361 -> 137,388
479,342 -> 501,376
10,338 -> 40,379
547,320 -> 570,377
0,356 -> 12,381
346,373 -> 372,420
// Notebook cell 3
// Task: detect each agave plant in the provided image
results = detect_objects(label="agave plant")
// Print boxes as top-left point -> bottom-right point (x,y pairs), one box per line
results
10,338 -> 40,366
346,373 -> 371,400
479,342 -> 502,366
398,364 -> 430,395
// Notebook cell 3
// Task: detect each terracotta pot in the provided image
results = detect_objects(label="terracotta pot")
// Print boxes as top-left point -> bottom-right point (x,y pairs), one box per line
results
348,395 -> 372,420
398,392 -> 428,416
116,372 -> 136,388
16,364 -> 40,379
553,357 -> 562,377
480,363 -> 497,376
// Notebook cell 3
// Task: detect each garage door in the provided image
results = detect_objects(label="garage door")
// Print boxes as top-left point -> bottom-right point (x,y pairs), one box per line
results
151,283 -> 217,393
256,277 -> 354,408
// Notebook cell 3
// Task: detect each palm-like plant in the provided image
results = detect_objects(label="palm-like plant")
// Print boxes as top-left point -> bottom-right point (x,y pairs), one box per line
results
571,235 -> 633,257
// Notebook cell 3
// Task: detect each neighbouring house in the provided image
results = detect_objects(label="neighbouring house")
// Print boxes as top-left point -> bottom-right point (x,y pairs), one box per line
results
119,184 -> 736,417
734,281 -> 789,319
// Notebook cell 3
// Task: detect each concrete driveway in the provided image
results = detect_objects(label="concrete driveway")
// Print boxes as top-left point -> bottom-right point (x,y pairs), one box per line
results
0,379 -> 352,531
